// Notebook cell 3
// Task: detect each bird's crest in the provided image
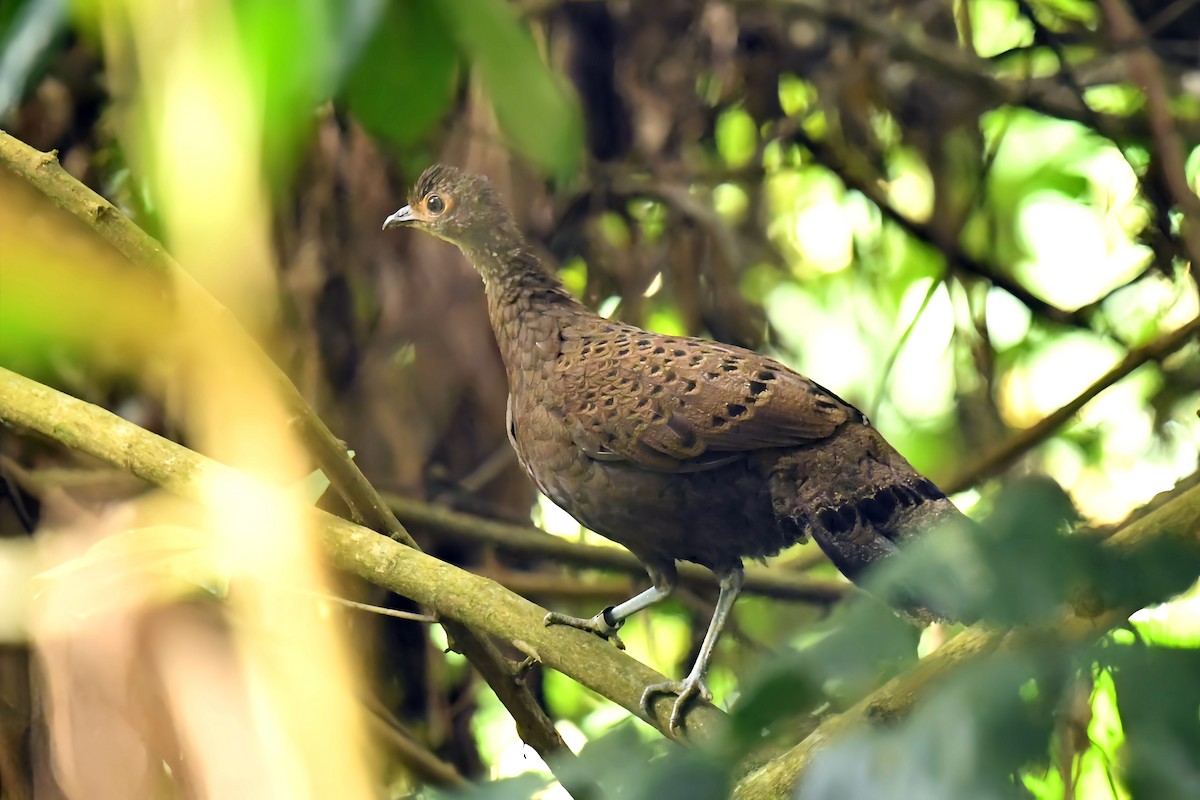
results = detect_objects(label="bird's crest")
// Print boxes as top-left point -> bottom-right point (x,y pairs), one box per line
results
411,163 -> 497,210
413,163 -> 457,200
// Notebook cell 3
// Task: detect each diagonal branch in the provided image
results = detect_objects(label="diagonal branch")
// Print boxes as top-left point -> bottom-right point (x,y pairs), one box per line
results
790,128 -> 1098,333
0,130 -> 574,773
1099,0 -> 1200,270
0,366 -> 728,743
384,492 -> 846,602
751,0 -> 1200,143
732,475 -> 1200,798
943,314 -> 1200,493
6,363 -> 1200,797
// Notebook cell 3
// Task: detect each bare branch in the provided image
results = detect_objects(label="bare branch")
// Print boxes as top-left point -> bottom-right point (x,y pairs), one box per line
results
790,128 -> 1099,332
0,366 -> 728,743
733,476 -> 1200,798
0,130 -> 576,773
1099,0 -> 1200,268
747,0 -> 1200,143
385,492 -> 847,603
943,314 -> 1200,493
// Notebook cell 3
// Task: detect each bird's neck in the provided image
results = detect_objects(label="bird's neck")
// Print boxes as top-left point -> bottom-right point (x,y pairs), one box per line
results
468,238 -> 588,384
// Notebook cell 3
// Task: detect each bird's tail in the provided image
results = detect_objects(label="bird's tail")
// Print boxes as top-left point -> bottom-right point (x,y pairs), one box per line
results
768,423 -> 963,584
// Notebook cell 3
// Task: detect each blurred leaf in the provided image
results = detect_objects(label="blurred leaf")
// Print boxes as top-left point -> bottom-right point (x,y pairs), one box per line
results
429,773 -> 548,800
341,0 -> 457,149
232,0 -> 347,179
436,0 -> 583,178
867,477 -> 1090,626
559,255 -> 588,298
716,107 -> 758,168
34,526 -> 232,612
0,0 -> 68,116
1131,583 -> 1200,648
1102,644 -> 1200,799
292,467 -> 332,505
1091,534 -> 1200,619
553,721 -> 730,800
730,598 -> 918,746
797,653 -> 1056,800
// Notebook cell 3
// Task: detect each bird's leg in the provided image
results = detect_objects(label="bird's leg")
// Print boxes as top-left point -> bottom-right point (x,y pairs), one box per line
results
544,564 -> 677,651
641,565 -> 744,734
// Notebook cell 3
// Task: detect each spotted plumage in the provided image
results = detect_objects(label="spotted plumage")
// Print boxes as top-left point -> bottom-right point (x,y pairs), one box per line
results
384,165 -> 965,733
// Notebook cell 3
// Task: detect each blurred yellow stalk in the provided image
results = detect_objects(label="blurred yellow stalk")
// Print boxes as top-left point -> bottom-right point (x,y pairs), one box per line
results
24,1 -> 377,797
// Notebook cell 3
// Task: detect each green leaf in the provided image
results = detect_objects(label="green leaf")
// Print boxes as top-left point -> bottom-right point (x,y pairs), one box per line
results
797,654 -> 1057,800
231,0 -> 345,180
0,0 -> 69,115
341,0 -> 458,148
716,107 -> 758,168
552,722 -> 730,800
437,0 -> 583,178
292,468 -> 332,505
1103,645 -> 1200,799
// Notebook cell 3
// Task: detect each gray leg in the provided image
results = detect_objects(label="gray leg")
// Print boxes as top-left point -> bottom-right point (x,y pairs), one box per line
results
544,563 -> 677,650
641,565 -> 744,733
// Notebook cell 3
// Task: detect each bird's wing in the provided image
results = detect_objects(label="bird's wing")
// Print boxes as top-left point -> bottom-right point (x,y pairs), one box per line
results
555,327 -> 855,472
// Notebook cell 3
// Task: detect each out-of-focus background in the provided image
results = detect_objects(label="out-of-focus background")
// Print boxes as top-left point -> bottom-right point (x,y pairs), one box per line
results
0,0 -> 1198,798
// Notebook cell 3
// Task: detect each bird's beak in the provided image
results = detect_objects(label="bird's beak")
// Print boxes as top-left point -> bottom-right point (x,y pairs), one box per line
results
382,205 -> 415,231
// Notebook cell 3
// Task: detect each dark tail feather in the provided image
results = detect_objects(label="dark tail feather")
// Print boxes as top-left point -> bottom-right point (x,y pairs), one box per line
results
769,424 -> 967,619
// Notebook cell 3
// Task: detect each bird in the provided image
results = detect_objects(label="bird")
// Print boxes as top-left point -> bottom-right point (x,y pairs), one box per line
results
383,164 -> 964,732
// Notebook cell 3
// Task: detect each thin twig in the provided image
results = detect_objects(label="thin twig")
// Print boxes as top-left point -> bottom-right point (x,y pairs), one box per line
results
363,695 -> 469,788
0,366 -> 730,742
749,0 -> 1200,143
385,491 -> 848,603
943,314 -> 1200,493
790,128 -> 1099,333
1098,0 -> 1200,269
290,588 -> 439,623
0,130 -> 577,775
363,702 -> 468,788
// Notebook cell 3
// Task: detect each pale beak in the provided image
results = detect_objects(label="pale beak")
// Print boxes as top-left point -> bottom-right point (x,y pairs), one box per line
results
382,205 -> 415,231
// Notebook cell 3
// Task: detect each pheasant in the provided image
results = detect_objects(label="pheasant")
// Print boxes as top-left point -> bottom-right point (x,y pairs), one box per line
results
383,165 -> 963,731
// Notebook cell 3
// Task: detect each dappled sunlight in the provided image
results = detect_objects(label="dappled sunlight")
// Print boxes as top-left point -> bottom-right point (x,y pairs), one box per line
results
1017,193 -> 1148,308
999,334 -> 1124,426
2,0 -> 1199,797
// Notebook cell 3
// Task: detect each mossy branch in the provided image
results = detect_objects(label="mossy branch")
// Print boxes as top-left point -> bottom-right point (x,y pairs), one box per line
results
732,477 -> 1200,798
384,491 -> 847,603
0,366 -> 728,742
0,129 -> 577,767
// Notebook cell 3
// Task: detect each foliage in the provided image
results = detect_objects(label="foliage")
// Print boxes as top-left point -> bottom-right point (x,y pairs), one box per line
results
438,480 -> 1200,799
1,0 -> 1198,798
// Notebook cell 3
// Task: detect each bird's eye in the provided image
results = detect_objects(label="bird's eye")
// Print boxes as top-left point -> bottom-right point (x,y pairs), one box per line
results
426,194 -> 446,215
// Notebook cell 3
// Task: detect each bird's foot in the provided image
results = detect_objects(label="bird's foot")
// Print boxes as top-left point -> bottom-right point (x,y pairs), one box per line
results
640,675 -> 712,734
544,608 -> 626,650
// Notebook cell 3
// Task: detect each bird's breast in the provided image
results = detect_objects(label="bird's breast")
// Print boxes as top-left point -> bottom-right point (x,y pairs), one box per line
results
507,393 -> 801,570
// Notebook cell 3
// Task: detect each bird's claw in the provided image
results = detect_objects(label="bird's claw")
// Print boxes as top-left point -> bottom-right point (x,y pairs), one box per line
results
544,610 -> 626,650
511,655 -> 539,684
640,676 -> 712,734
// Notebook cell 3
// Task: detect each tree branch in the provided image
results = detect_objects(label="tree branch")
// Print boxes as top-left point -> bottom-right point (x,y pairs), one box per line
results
1099,0 -> 1200,269
0,130 -> 575,774
752,0 -> 1200,143
0,461 -> 845,602
732,476 -> 1200,798
943,314 -> 1200,493
385,492 -> 846,603
0,366 -> 728,743
790,128 -> 1099,333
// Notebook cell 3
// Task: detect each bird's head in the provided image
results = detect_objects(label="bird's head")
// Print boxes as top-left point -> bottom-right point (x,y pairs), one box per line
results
382,163 -> 505,250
